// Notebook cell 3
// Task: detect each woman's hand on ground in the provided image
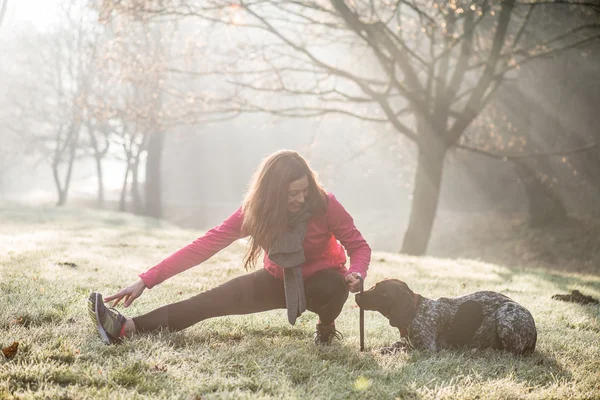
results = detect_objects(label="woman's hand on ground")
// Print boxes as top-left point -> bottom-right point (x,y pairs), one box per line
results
104,279 -> 147,308
345,272 -> 363,293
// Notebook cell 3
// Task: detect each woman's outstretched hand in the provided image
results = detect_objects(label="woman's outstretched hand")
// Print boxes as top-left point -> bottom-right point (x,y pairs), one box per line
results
345,272 -> 363,293
104,279 -> 147,308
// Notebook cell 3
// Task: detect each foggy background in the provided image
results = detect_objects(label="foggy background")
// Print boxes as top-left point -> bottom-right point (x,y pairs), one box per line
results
1,0 -> 599,264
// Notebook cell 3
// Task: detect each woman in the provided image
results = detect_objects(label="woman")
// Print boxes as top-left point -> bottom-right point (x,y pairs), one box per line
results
88,150 -> 371,346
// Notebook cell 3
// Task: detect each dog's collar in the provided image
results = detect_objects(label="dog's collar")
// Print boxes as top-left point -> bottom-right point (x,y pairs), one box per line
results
413,292 -> 422,309
399,293 -> 421,338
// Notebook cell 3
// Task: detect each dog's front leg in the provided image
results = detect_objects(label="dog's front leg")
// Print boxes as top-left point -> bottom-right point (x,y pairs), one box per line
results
408,320 -> 438,351
380,340 -> 409,355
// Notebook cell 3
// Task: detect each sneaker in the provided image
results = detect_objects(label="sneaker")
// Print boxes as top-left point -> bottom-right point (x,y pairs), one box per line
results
87,292 -> 126,345
313,321 -> 343,345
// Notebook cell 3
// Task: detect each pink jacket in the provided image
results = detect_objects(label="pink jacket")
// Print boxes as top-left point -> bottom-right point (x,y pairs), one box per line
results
139,193 -> 371,289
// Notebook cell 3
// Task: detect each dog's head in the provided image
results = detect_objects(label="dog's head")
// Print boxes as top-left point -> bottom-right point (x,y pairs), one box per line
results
355,279 -> 418,329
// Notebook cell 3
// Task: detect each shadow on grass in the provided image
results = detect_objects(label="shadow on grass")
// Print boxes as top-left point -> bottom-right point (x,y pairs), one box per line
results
114,320 -> 572,399
404,347 -> 570,388
496,266 -> 600,324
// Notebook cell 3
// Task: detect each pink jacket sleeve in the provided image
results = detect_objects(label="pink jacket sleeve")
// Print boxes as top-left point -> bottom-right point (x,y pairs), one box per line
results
326,194 -> 371,279
139,207 -> 245,288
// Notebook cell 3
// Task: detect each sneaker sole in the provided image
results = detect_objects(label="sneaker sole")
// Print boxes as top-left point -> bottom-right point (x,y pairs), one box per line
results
93,293 -> 114,345
87,293 -> 97,324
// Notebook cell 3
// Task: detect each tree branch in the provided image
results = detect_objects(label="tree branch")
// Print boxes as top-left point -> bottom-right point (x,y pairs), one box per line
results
449,0 -> 515,142
456,141 -> 600,160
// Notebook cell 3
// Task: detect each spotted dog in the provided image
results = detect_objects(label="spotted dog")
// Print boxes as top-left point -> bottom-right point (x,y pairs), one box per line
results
356,279 -> 537,355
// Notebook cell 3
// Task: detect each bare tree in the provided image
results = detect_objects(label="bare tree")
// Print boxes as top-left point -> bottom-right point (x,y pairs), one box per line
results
93,12 -> 235,217
101,0 -> 600,253
4,1 -> 106,206
3,0 -> 238,211
85,118 -> 112,208
47,3 -> 104,206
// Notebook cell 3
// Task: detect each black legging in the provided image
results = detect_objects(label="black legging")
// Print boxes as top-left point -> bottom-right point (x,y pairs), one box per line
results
133,268 -> 349,332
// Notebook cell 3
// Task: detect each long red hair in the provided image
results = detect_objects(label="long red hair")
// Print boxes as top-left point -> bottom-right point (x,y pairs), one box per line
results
242,150 -> 327,269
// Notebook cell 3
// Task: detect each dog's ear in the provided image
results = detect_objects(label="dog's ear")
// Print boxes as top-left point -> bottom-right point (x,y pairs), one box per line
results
388,282 -> 417,329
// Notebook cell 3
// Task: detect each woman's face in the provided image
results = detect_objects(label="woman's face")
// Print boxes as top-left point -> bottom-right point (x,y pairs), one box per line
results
287,175 -> 309,213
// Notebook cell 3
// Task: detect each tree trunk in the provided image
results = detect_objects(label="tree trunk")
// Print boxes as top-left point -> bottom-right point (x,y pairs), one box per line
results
144,130 -> 164,218
61,127 -> 80,206
52,162 -> 65,206
131,157 -> 143,214
88,124 -> 109,209
0,0 -> 8,30
95,154 -> 105,208
119,163 -> 130,212
0,165 -> 4,201
52,156 -> 73,207
52,126 -> 79,207
56,190 -> 67,206
401,144 -> 447,255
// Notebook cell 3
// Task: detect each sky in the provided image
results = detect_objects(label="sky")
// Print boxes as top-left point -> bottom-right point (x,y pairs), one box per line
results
2,0 -> 60,36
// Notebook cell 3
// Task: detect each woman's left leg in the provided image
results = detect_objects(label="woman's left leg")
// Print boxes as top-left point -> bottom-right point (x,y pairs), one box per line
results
304,269 -> 349,344
304,268 -> 349,325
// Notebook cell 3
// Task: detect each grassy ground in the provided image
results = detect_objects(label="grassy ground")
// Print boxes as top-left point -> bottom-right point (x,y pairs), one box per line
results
428,212 -> 600,275
1,205 -> 599,399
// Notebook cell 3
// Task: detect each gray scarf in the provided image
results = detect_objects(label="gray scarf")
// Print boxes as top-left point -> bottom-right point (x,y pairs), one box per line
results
268,204 -> 312,325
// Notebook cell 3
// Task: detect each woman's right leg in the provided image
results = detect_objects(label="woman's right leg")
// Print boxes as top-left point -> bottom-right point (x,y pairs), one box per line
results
132,268 -> 286,333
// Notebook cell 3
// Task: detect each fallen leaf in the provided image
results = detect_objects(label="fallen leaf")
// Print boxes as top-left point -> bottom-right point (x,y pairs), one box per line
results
2,342 -> 19,359
151,364 -> 168,373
